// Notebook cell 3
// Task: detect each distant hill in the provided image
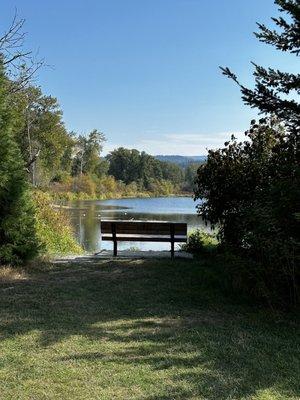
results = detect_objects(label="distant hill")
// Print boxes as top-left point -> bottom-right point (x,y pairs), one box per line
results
155,155 -> 207,167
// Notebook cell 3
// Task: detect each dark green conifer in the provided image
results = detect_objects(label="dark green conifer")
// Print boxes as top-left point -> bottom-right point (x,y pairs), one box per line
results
221,0 -> 300,135
0,62 -> 39,264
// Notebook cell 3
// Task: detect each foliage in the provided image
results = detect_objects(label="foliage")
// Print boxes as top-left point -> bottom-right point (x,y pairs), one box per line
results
72,175 -> 97,197
221,0 -> 299,136
196,120 -> 299,308
147,178 -> 175,196
107,147 -> 184,192
0,63 -> 40,264
11,86 -> 75,185
72,130 -> 106,177
160,161 -> 184,186
33,191 -> 83,255
8,78 -> 190,197
196,0 -> 300,308
183,162 -> 200,192
107,148 -> 140,184
181,229 -> 218,255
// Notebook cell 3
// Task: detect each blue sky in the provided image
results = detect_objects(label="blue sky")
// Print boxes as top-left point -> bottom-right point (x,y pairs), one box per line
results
1,0 -> 297,155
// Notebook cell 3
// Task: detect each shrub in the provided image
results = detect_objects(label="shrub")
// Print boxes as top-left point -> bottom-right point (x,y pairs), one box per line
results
148,179 -> 175,196
195,119 -> 299,308
33,191 -> 83,255
73,175 -> 96,197
124,181 -> 139,197
181,230 -> 218,255
97,175 -> 118,195
51,170 -> 72,183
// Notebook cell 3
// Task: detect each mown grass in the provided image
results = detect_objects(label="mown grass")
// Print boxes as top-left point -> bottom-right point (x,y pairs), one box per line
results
0,258 -> 299,399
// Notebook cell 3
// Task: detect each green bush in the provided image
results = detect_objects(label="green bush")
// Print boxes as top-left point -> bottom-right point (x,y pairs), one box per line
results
181,230 -> 218,255
33,191 -> 83,255
195,119 -> 299,308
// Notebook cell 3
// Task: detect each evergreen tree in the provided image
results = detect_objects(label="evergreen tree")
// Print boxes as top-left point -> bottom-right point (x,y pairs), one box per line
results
219,0 -> 299,245
221,0 -> 300,135
195,0 -> 300,307
0,62 -> 39,264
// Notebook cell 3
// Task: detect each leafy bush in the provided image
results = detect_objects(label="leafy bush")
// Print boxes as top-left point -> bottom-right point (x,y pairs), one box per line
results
74,175 -> 96,197
194,1 -> 300,309
195,119 -> 299,308
33,191 -> 83,255
181,230 -> 218,255
148,179 -> 175,196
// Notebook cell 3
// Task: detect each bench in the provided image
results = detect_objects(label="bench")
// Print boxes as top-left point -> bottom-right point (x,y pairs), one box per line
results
100,220 -> 187,259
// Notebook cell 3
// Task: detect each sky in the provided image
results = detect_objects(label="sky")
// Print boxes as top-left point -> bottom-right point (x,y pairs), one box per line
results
0,0 -> 297,155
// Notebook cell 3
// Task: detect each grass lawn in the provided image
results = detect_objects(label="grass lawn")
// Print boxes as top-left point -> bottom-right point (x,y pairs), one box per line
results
0,258 -> 299,399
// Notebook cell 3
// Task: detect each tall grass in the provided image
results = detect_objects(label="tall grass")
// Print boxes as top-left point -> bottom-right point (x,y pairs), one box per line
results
33,191 -> 83,256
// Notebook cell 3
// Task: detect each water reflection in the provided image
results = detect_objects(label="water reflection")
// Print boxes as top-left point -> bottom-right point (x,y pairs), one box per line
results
65,197 -> 208,252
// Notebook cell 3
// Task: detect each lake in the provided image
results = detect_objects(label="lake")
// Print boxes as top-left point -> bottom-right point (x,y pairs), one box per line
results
65,196 -> 208,252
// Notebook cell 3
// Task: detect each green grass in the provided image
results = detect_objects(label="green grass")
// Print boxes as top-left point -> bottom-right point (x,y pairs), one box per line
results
0,258 -> 299,399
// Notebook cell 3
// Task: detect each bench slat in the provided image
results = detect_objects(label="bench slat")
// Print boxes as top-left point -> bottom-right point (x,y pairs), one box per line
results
101,221 -> 187,236
102,235 -> 187,243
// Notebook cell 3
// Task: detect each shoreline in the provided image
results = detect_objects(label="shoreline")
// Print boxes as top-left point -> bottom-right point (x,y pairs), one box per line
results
50,191 -> 194,205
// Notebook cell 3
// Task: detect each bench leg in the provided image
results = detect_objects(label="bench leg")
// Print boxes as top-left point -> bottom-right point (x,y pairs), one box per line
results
170,224 -> 175,260
113,240 -> 117,257
171,241 -> 174,260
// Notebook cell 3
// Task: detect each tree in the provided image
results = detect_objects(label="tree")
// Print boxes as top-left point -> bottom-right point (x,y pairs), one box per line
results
0,13 -> 44,93
221,0 -> 300,136
218,0 -> 299,247
72,130 -> 106,177
161,161 -> 184,187
10,86 -> 75,185
184,163 -> 200,192
195,0 -> 299,307
107,148 -> 142,184
138,151 -> 163,189
0,62 -> 39,264
106,148 -> 183,191
82,129 -> 106,175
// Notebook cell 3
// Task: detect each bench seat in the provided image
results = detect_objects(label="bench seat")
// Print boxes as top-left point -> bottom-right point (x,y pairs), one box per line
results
102,234 -> 187,242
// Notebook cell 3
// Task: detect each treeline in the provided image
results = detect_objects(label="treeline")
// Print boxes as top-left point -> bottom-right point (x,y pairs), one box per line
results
3,83 -> 199,199
51,142 -> 200,199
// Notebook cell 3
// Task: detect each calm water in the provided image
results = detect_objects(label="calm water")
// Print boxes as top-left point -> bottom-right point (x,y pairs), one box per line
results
65,196 -> 208,252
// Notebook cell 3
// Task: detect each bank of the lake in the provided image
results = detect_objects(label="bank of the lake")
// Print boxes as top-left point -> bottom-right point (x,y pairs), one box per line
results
50,190 -> 193,202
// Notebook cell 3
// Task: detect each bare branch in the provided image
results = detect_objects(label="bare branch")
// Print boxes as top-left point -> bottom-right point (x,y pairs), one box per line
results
3,51 -> 31,65
0,10 -> 45,91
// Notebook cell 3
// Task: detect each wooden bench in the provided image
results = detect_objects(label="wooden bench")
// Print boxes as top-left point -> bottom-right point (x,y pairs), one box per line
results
100,220 -> 187,259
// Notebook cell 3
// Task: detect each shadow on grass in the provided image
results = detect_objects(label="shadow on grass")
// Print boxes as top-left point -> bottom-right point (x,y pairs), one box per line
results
0,258 -> 299,399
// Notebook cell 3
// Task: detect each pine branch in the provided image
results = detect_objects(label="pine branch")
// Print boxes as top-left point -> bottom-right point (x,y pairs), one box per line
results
255,0 -> 300,55
252,63 -> 300,94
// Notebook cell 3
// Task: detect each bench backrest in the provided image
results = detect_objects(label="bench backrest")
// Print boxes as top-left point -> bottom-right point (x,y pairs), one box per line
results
101,220 -> 187,236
